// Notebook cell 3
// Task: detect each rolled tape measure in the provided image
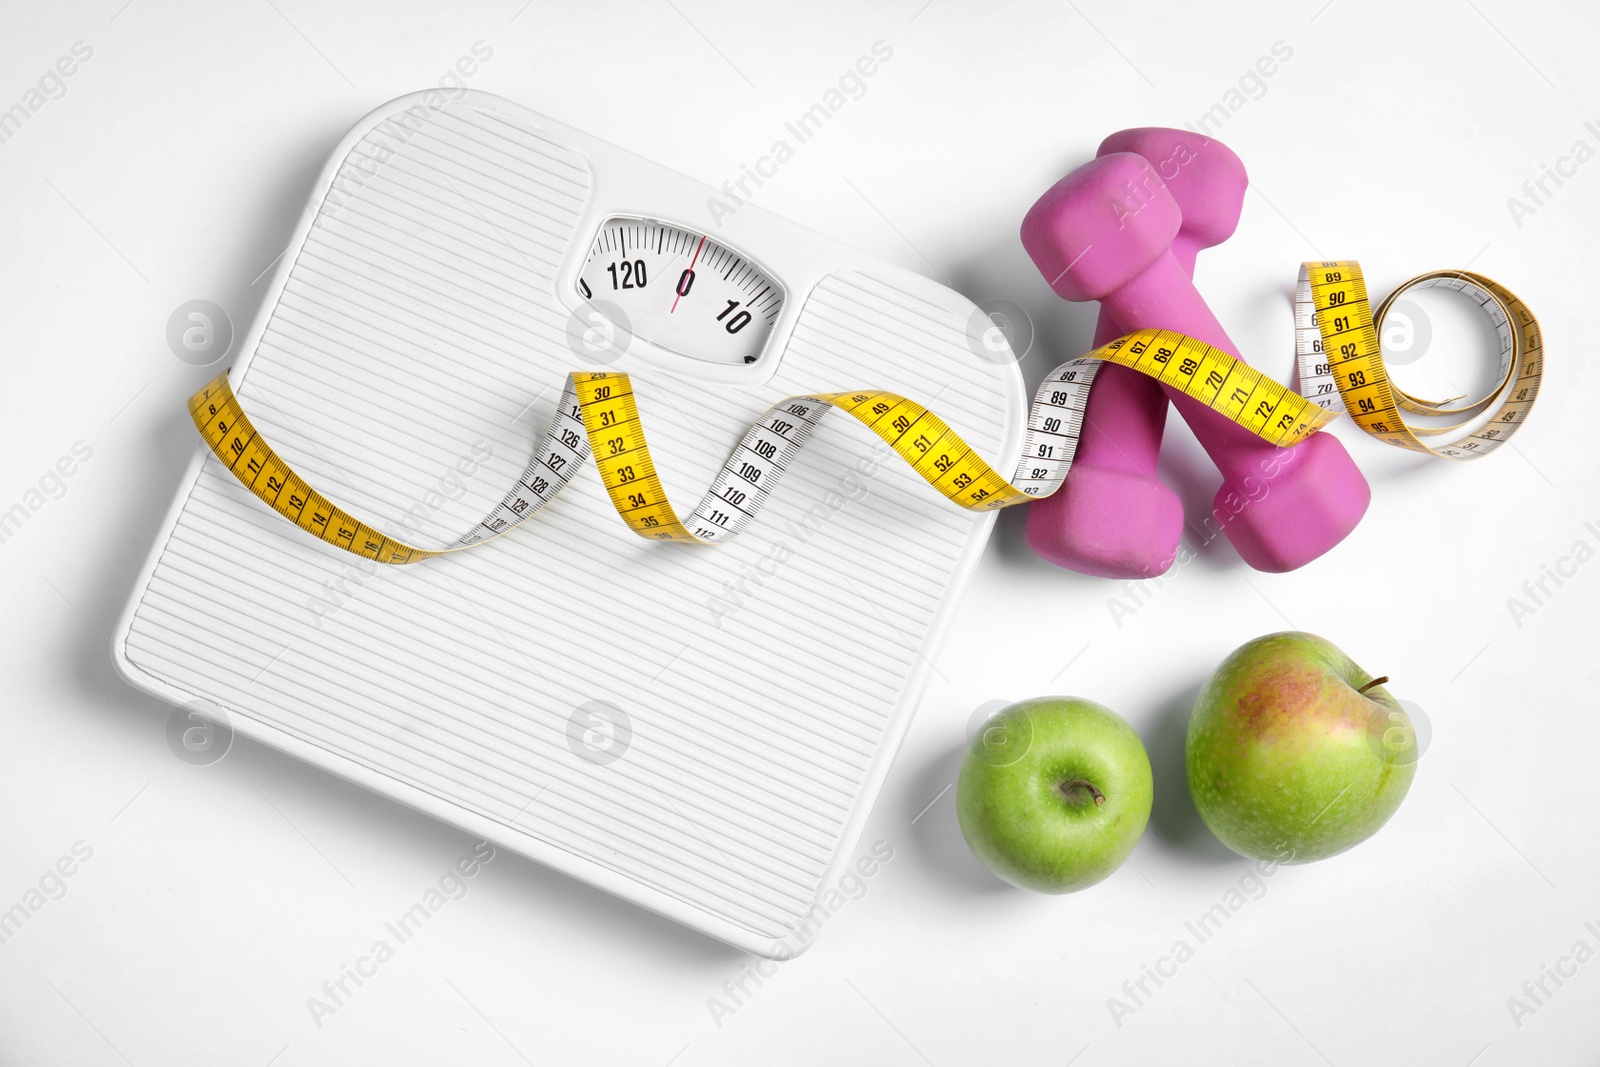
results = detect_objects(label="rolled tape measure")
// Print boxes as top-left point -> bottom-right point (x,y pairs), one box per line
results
191,261 -> 1539,563
1295,261 -> 1542,459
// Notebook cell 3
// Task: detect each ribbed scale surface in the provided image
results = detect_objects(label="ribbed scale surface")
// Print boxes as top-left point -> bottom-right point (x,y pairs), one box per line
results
123,103 -> 1015,940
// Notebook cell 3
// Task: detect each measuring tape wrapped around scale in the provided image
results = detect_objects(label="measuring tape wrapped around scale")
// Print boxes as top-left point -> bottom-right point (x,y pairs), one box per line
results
190,260 -> 1541,565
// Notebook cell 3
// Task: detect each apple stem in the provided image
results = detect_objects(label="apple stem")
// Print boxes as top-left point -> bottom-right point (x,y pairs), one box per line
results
1358,676 -> 1390,694
1058,778 -> 1105,807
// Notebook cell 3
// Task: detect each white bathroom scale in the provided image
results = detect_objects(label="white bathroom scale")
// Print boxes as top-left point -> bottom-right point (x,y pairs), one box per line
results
113,90 -> 1024,956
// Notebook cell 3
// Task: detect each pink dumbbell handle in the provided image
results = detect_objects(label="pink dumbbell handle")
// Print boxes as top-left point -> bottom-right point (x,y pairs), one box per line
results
1096,252 -> 1292,488
1079,232 -> 1207,481
1093,233 -> 1203,346
1070,365 -> 1165,477
1073,232 -> 1209,482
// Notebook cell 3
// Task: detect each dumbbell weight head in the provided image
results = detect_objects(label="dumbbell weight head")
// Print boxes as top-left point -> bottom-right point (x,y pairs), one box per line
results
1097,128 -> 1247,273
1024,153 -> 1184,306
1023,364 -> 1182,578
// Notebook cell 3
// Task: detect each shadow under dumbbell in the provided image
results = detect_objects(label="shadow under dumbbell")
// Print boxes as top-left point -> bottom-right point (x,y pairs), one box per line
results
1157,427 -> 1250,574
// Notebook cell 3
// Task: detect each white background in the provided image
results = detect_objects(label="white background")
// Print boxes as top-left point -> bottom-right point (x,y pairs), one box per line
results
2,0 -> 1598,1063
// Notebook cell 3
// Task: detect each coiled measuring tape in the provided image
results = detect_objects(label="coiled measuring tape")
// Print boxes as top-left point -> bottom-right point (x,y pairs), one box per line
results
191,261 -> 1538,563
1295,261 -> 1542,459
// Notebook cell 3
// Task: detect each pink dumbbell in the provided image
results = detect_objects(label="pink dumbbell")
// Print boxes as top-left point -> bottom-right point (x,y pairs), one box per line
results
1021,152 -> 1370,572
1025,129 -> 1248,578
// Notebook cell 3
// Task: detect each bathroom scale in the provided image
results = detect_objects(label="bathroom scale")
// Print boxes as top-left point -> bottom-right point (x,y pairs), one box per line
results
113,89 -> 1024,956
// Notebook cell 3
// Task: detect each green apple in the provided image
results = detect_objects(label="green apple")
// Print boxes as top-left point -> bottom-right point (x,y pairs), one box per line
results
957,697 -> 1153,893
1186,631 -> 1417,863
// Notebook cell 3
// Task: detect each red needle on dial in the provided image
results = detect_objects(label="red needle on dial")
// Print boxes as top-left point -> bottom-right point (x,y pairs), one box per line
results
670,235 -> 707,314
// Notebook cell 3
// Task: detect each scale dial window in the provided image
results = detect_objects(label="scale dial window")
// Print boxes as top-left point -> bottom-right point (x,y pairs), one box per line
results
575,217 -> 784,365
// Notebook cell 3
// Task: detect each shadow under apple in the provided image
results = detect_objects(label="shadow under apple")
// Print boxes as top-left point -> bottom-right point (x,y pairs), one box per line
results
1142,679 -> 1241,864
904,742 -> 1014,897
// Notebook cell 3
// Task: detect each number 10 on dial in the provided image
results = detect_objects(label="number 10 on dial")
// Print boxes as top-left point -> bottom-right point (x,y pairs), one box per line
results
574,217 -> 785,366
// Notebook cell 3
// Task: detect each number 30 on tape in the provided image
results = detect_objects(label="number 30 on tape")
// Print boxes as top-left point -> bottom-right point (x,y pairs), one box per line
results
190,261 -> 1538,563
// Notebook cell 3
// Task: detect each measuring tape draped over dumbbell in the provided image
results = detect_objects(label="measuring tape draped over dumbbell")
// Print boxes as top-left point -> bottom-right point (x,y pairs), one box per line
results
190,260 -> 1540,564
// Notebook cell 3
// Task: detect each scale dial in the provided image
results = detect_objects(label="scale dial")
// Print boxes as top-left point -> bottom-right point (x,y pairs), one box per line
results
575,217 -> 784,365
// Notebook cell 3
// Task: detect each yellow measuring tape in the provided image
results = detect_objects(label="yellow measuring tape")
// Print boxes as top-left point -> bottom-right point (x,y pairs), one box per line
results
191,261 -> 1538,564
1296,261 -> 1542,459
